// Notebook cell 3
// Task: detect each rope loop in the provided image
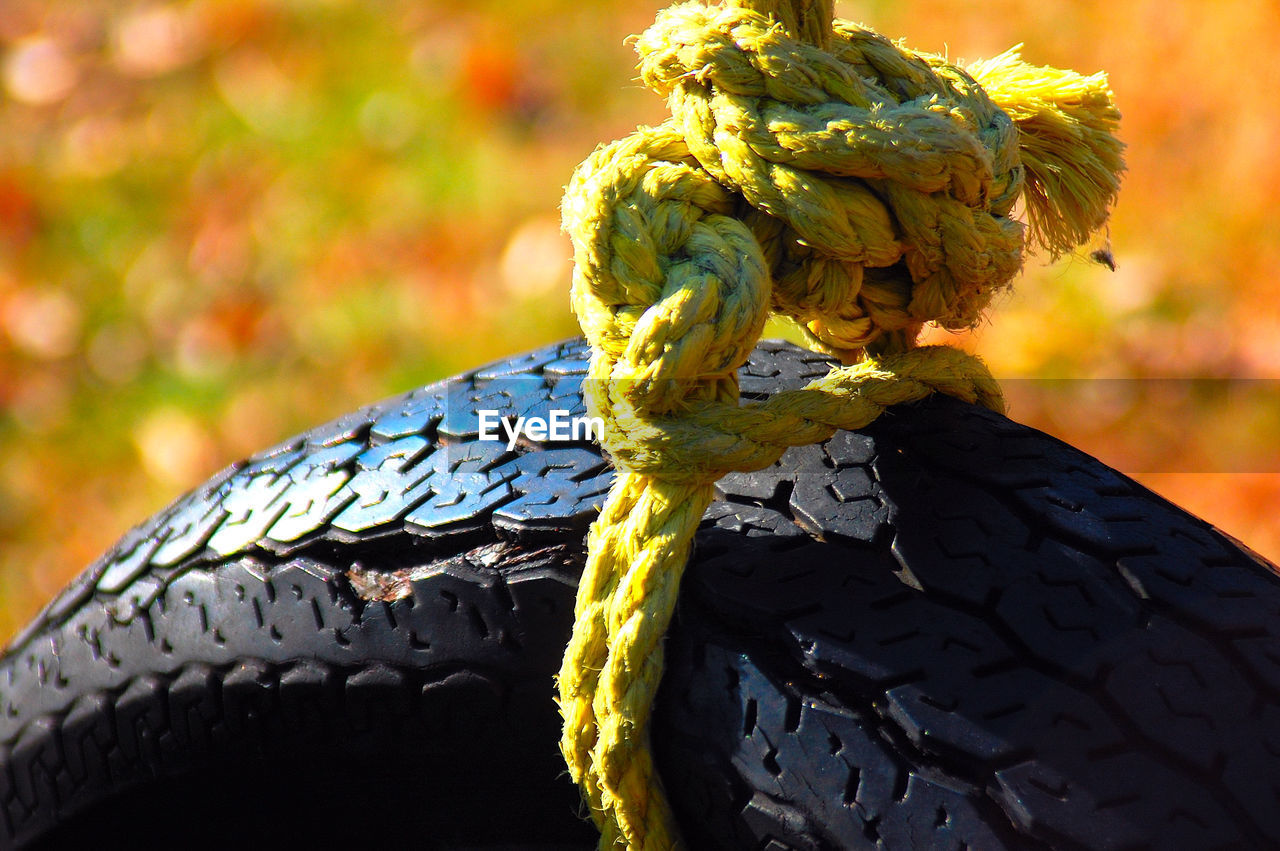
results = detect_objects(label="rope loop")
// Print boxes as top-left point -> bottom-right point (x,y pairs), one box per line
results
555,2 -> 1123,847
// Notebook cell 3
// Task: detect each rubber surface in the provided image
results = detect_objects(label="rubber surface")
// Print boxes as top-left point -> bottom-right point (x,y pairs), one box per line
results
2,338 -> 1279,849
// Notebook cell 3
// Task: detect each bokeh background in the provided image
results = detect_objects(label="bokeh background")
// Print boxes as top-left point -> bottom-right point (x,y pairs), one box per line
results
1,0 -> 1278,642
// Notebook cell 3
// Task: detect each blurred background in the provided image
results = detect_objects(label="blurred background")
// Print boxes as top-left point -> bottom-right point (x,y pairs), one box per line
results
1,0 -> 1278,642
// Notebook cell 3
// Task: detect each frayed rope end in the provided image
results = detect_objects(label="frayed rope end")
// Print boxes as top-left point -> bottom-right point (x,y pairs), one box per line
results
968,48 -> 1126,258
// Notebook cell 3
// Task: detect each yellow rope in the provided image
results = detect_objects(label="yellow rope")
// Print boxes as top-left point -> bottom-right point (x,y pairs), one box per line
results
555,2 -> 1124,847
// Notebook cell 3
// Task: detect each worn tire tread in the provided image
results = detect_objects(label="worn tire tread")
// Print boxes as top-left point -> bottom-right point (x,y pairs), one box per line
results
2,338 -> 1278,850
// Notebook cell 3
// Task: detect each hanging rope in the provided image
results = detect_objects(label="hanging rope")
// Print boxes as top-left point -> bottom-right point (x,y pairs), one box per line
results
555,1 -> 1123,847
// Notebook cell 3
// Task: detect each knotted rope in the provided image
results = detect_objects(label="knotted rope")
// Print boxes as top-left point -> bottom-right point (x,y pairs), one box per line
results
555,2 -> 1123,847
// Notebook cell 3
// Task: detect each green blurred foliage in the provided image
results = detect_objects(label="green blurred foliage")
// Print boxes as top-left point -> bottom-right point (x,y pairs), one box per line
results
1,0 -> 1278,640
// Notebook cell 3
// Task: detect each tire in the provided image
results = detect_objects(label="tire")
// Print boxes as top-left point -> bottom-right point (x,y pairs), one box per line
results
2,338 -> 1279,849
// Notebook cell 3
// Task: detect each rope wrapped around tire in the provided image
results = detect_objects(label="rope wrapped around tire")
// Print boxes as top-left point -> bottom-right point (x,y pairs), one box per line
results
2,338 -> 1279,850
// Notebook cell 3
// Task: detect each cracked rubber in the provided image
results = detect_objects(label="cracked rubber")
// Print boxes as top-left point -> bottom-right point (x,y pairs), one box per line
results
3,338 -> 1280,849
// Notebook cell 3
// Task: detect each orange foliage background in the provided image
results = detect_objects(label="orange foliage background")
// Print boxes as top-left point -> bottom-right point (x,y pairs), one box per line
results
0,0 -> 1277,641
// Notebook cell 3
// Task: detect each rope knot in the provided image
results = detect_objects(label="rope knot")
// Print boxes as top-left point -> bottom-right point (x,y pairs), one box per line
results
556,2 -> 1123,847
632,1 -> 1031,355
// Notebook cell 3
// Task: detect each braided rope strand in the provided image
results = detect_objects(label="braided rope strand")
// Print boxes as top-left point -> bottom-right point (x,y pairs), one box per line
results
555,2 -> 1123,847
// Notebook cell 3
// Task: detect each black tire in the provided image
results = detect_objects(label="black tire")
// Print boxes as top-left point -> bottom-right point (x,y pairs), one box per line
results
2,338 -> 1279,849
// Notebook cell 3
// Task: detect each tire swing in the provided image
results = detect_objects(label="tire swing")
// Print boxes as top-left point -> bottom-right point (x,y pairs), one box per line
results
4,1 -> 1280,849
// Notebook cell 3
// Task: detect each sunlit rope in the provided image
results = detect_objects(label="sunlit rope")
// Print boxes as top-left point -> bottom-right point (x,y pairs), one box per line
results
555,2 -> 1123,847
